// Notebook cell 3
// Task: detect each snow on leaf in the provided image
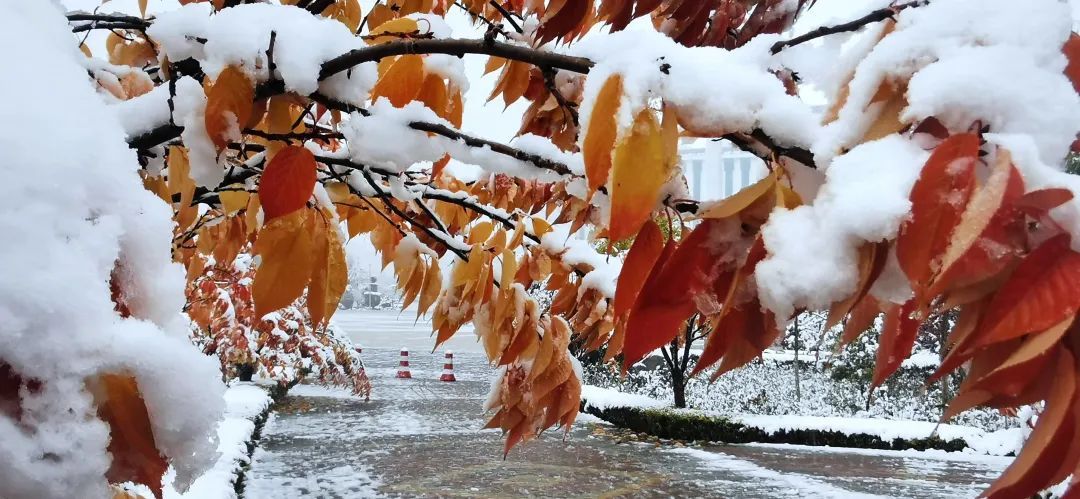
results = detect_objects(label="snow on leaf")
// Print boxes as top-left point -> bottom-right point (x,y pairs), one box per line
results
89,374 -> 167,499
258,145 -> 318,221
204,65 -> 254,154
896,133 -> 979,305
253,208 -> 316,318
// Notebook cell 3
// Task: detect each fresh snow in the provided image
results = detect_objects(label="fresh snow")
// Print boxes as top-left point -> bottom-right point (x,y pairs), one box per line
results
164,383 -> 273,499
0,3 -> 224,497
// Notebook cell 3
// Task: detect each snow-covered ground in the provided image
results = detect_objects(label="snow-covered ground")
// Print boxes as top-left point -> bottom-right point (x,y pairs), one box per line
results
333,307 -> 483,353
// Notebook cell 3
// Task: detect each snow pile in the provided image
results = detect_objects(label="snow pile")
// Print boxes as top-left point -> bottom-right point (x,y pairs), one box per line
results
165,383 -> 273,499
339,99 -> 575,182
539,224 -> 622,298
817,0 -> 1080,165
148,3 -> 376,102
0,3 -> 224,497
574,29 -> 818,151
580,385 -> 666,412
756,135 -> 927,318
734,414 -> 984,445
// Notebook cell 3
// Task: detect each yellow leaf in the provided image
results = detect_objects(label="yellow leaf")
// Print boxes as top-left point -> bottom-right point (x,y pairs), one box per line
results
168,146 -> 198,232
583,74 -> 622,198
468,221 -> 495,244
417,260 -> 442,318
484,56 -> 508,75
608,108 -> 671,242
531,217 -> 552,239
700,170 -> 779,219
370,55 -> 425,107
368,18 -> 419,44
219,186 -> 250,215
862,81 -> 908,143
308,216 -> 348,328
253,209 -> 316,317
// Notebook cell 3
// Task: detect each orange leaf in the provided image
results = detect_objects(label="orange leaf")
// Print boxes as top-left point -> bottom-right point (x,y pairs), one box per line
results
970,315 -> 1074,398
253,209 -> 316,317
609,108 -> 672,242
307,216 -> 348,328
90,374 -> 166,499
896,133 -> 979,303
871,300 -> 920,388
972,234 -> 1080,349
204,65 -> 254,153
370,54 -> 425,107
582,74 -> 622,198
258,145 -> 317,220
825,241 -> 889,331
700,170 -> 778,219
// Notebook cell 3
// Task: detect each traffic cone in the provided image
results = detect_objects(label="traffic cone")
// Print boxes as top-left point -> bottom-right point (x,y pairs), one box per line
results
439,351 -> 456,382
396,348 -> 412,379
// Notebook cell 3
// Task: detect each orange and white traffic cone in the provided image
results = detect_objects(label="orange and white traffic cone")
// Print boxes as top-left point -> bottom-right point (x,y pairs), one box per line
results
439,351 -> 456,382
396,348 -> 412,379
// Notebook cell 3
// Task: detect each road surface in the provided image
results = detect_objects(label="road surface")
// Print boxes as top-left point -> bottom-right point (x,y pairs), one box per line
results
244,309 -> 1011,498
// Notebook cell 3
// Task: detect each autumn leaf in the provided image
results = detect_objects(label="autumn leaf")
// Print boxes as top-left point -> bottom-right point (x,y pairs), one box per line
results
253,209 -> 316,317
982,348 -> 1078,499
871,300 -> 920,388
204,65 -> 255,154
1064,33 -> 1080,93
622,237 -> 680,370
308,216 -> 348,328
370,55 -> 425,107
258,145 -> 318,220
613,218 -> 665,319
970,234 -> 1080,350
608,108 -> 673,242
89,374 -> 167,499
582,74 -> 622,198
896,133 -> 979,304
699,169 -> 778,220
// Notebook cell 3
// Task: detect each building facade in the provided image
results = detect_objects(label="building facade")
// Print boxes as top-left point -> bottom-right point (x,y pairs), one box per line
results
679,138 -> 767,203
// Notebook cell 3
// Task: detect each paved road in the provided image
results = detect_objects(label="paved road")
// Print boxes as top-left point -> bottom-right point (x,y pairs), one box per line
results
244,311 -> 1012,498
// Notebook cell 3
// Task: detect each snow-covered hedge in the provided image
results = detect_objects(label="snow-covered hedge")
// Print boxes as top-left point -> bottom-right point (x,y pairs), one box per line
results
580,386 -> 1021,455
585,349 -> 1015,432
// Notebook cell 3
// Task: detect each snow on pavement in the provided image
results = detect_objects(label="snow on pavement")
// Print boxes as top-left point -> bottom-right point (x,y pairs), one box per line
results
243,310 -> 1010,498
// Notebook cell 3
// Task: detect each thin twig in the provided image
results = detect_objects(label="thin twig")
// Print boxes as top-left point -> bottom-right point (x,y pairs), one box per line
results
770,1 -> 927,54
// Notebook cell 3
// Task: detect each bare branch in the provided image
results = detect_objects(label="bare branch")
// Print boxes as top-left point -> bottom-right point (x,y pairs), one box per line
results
770,1 -> 927,54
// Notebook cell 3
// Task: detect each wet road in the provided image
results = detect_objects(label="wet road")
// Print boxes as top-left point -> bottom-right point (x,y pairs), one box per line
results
244,311 -> 1012,498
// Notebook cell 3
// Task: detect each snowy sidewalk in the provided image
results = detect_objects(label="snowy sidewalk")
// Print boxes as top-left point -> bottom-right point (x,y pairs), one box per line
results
242,348 -> 1010,498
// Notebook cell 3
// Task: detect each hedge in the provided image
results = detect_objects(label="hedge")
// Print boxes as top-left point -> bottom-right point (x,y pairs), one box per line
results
581,403 -> 968,452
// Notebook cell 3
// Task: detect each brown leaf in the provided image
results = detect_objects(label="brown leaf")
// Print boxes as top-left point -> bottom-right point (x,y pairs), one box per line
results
204,65 -> 254,153
253,209 -> 316,317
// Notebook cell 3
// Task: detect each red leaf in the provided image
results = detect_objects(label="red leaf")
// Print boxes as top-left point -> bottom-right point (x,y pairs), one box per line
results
613,219 -> 665,319
896,133 -> 979,303
1017,188 -> 1074,217
258,146 -> 318,220
983,348 -> 1078,499
622,238 -> 682,370
871,300 -> 919,388
972,234 -> 1080,349
1064,33 -> 1080,94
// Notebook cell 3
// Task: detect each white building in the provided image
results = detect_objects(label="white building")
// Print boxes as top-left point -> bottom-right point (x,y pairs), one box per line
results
679,138 -> 768,203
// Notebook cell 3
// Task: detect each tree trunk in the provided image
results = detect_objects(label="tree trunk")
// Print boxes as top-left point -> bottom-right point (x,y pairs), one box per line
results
672,373 -> 687,408
793,315 -> 801,402
236,362 -> 255,382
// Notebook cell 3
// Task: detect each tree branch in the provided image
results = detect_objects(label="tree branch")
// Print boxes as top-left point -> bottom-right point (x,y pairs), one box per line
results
319,38 -> 593,80
770,1 -> 927,54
